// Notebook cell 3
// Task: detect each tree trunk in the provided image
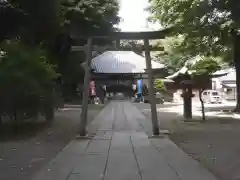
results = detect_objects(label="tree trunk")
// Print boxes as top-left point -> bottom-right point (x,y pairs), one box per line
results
199,89 -> 206,121
234,65 -> 240,113
233,32 -> 240,113
13,109 -> 18,138
0,115 -> 2,127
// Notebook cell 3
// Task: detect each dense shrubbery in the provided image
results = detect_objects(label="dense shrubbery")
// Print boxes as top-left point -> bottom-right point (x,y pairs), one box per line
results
154,79 -> 166,93
0,40 -> 59,124
0,0 -> 120,129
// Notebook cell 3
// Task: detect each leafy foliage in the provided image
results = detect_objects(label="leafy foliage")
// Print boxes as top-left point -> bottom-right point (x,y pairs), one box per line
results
51,0 -> 120,99
189,57 -> 221,90
0,40 -> 59,122
120,40 -> 143,55
0,0 -> 61,43
189,57 -> 220,120
154,79 -> 166,92
0,0 -> 120,101
190,57 -> 221,78
65,0 -> 120,35
148,0 -> 240,62
0,0 -> 120,123
153,36 -> 191,74
149,0 -> 240,112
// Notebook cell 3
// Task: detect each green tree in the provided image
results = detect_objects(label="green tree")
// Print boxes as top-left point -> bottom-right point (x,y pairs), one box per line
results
190,57 -> 220,120
154,79 -> 166,93
154,36 -> 191,74
120,40 -> 143,55
0,40 -> 59,123
0,0 -> 61,43
65,0 -> 120,34
149,0 -> 240,111
0,0 -> 120,103
49,0 -> 120,100
0,0 -> 120,44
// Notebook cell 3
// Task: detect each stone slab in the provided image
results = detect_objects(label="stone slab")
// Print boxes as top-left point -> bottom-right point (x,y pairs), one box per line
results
125,103 -> 153,135
110,132 -> 132,149
31,151 -> 79,180
104,150 -> 141,180
88,103 -> 114,135
150,138 -> 218,180
31,101 -> 219,180
93,131 -> 112,140
71,154 -> 107,177
124,112 -> 144,131
86,139 -> 111,155
134,147 -> 181,180
104,132 -> 141,180
61,140 -> 89,155
131,133 -> 180,180
31,139 -> 90,180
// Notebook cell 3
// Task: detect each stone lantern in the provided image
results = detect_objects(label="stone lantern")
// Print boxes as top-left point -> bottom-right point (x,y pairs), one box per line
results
180,79 -> 194,119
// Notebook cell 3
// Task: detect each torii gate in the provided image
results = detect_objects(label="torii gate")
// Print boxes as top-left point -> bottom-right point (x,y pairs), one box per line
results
71,29 -> 171,136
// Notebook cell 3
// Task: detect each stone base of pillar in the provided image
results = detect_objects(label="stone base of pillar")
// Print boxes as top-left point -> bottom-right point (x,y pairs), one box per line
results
75,134 -> 91,140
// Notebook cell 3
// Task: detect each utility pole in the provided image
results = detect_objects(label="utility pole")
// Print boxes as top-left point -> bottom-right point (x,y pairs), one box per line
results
144,38 -> 160,135
79,38 -> 93,136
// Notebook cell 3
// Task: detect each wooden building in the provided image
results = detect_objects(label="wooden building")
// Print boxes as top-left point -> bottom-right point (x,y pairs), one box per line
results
89,51 -> 166,94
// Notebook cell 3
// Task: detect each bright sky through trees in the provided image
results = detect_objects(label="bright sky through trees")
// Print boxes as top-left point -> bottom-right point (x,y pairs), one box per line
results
118,0 -> 161,31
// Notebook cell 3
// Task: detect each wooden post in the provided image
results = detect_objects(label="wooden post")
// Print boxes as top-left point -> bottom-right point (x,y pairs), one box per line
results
144,39 -> 160,135
181,80 -> 193,119
79,38 -> 92,136
115,39 -> 120,49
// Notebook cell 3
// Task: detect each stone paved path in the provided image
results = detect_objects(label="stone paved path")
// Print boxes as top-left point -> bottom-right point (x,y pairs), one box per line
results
31,101 -> 218,180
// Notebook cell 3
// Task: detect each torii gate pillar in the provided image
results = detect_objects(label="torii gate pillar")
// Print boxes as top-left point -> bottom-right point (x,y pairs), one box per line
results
144,39 -> 159,135
79,38 -> 92,136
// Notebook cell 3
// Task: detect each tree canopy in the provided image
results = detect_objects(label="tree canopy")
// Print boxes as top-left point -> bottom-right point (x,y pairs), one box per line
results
0,0 -> 120,123
149,0 -> 240,111
65,0 -> 120,35
149,0 -> 240,61
153,36 -> 191,74
154,79 -> 166,93
0,40 -> 59,122
190,57 -> 221,84
189,57 -> 220,120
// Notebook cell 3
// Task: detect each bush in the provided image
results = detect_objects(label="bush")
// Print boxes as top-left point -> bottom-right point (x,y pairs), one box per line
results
0,40 -> 59,123
154,79 -> 166,93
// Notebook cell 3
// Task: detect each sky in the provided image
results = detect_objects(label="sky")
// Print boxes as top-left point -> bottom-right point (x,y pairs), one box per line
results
117,0 -> 161,31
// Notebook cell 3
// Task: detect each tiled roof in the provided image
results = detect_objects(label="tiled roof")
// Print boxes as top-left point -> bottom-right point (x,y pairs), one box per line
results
91,51 -> 165,74
219,69 -> 236,81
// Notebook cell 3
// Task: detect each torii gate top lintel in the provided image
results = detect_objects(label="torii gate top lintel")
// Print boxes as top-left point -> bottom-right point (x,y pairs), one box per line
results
71,27 -> 172,40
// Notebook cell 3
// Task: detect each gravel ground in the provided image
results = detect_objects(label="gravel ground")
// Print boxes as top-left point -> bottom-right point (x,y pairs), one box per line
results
0,105 -> 104,180
169,121 -> 240,180
134,102 -> 240,180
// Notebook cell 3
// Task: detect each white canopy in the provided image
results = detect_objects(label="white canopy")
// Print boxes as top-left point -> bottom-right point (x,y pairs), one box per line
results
91,51 -> 165,74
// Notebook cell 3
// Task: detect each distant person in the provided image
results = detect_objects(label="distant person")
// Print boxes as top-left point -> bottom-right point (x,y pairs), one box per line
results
89,81 -> 96,104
